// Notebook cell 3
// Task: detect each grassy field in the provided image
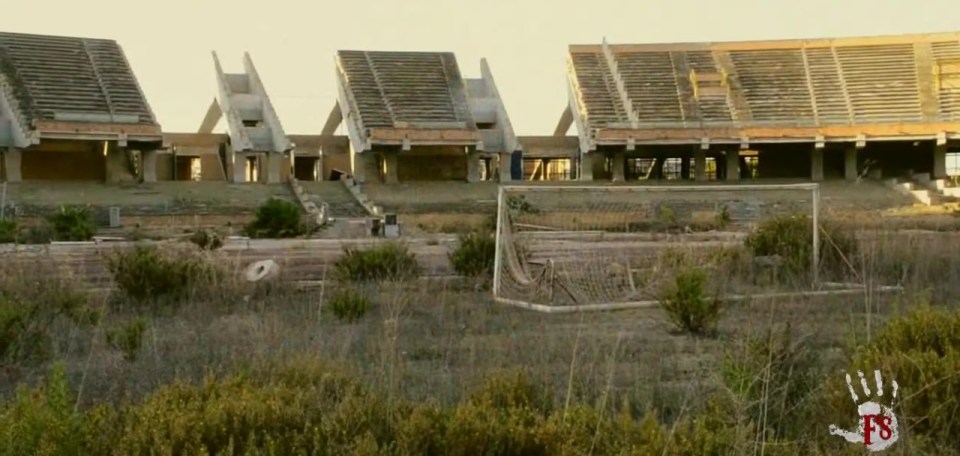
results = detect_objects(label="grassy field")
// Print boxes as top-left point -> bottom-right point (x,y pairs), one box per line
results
1,211 -> 960,454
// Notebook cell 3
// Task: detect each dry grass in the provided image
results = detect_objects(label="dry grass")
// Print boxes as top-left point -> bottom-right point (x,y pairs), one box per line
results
3,213 -> 960,454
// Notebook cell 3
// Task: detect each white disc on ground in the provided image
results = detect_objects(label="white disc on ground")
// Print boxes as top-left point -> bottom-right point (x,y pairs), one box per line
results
244,259 -> 280,283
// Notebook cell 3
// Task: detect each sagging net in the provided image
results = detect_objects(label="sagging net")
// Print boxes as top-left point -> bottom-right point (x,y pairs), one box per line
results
493,185 -> 820,308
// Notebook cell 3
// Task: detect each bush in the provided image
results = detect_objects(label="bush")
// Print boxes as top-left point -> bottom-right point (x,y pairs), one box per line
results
449,231 -> 496,278
245,198 -> 305,239
0,219 -> 18,243
720,324 -> 823,441
0,363 -> 87,456
326,289 -> 371,323
333,242 -> 422,283
745,214 -> 857,279
48,205 -> 96,242
188,228 -> 223,251
105,318 -> 148,362
0,271 -> 95,370
830,305 -> 960,449
659,268 -> 722,336
105,245 -> 223,305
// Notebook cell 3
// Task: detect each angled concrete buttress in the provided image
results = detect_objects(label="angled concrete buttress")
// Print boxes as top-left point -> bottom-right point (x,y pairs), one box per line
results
464,58 -> 520,182
210,51 -> 292,183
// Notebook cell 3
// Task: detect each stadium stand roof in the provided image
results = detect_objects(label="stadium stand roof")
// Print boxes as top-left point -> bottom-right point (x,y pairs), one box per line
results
566,32 -> 960,150
0,31 -> 161,148
335,50 -> 482,150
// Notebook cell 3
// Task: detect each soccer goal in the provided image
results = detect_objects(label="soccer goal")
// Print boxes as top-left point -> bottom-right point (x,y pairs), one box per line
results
492,183 -> 899,313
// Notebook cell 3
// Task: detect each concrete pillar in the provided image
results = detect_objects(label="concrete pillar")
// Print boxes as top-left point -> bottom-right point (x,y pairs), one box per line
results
316,153 -> 324,181
384,151 -> 399,184
2,148 -> 22,182
934,143 -> 948,179
266,153 -> 282,183
579,152 -> 594,181
611,150 -> 626,182
105,146 -> 136,183
810,147 -> 824,182
350,149 -> 365,184
232,152 -> 247,183
681,157 -> 691,180
844,147 -> 858,181
725,150 -> 740,182
694,148 -> 707,182
466,149 -> 481,183
141,149 -> 157,183
498,152 -> 512,182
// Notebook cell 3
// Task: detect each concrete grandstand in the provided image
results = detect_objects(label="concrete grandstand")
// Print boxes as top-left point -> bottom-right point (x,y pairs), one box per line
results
562,33 -> 960,183
1,30 -> 960,235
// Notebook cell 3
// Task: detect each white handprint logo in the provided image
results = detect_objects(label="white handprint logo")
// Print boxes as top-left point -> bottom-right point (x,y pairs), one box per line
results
829,369 -> 899,452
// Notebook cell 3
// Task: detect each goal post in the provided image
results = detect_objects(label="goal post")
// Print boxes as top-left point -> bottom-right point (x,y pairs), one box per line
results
491,183 -> 885,313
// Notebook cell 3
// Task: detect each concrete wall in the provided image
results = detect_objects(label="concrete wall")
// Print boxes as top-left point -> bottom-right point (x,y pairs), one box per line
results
320,140 -> 351,180
324,151 -> 351,179
398,145 -> 468,181
21,141 -> 106,181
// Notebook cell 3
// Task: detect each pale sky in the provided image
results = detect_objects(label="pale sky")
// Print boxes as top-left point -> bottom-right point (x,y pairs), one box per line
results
5,0 -> 956,136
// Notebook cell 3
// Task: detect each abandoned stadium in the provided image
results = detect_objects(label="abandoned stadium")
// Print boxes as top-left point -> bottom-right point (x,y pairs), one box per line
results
0,29 -> 959,309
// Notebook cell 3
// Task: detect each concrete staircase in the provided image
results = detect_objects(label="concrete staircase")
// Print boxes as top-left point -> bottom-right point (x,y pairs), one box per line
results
884,177 -> 933,206
288,178 -> 328,230
884,173 -> 960,207
341,177 -> 382,216
299,182 -> 368,217
907,173 -> 960,208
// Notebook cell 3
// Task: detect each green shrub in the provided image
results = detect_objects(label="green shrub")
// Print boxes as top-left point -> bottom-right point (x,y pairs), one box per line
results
830,305 -> 960,449
244,198 -> 305,239
0,272 -> 95,370
449,231 -> 496,278
327,289 -> 371,323
0,363 -> 87,456
745,214 -> 857,279
333,242 -> 422,283
48,205 -> 96,242
0,219 -> 18,243
105,318 -> 148,362
720,324 -> 824,441
188,228 -> 223,251
105,245 -> 223,305
659,268 -> 722,336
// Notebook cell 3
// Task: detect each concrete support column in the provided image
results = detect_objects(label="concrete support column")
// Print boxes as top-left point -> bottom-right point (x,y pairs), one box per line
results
232,152 -> 246,183
694,148 -> 706,181
266,153 -> 282,183
680,157 -> 691,180
105,146 -> 135,183
350,149 -> 365,184
934,143 -> 948,179
579,153 -> 594,181
384,151 -> 399,184
142,149 -> 157,183
725,150 -> 740,182
466,149 -> 481,183
611,150 -> 626,182
2,148 -> 22,182
498,152 -> 512,182
810,147 -> 824,182
844,147 -> 858,181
